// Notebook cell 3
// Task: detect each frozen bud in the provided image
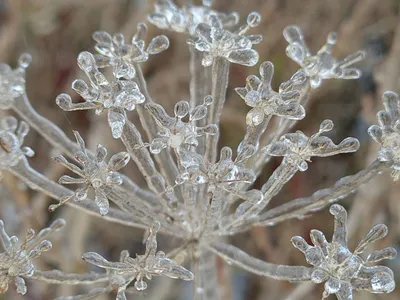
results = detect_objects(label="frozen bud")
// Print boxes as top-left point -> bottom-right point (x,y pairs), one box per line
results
247,12 -> 261,27
147,35 -> 170,55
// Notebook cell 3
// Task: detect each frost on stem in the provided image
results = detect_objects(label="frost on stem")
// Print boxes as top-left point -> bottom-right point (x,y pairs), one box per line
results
283,25 -> 365,88
368,91 -> 400,180
145,96 -> 218,153
148,0 -> 239,35
0,116 -> 34,179
292,204 -> 396,299
51,131 -> 130,215
264,120 -> 360,171
235,61 -> 306,126
56,51 -> 145,139
0,53 -> 31,110
0,219 -> 65,295
92,24 -> 169,79
82,223 -> 193,299
188,13 -> 262,66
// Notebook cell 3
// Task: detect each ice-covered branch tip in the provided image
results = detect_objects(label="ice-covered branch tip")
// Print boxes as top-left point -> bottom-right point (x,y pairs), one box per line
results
148,0 -> 239,35
145,96 -> 217,153
235,61 -> 306,126
0,219 -> 65,295
283,25 -> 365,88
188,13 -> 262,66
368,91 -> 400,180
92,24 -> 169,79
263,120 -> 359,171
51,131 -> 130,215
0,116 -> 34,179
56,51 -> 145,138
0,53 -> 31,110
82,223 -> 193,299
292,204 -> 396,299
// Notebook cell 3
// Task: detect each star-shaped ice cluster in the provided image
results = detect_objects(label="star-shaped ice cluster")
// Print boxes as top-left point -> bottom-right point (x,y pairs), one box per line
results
56,51 -> 145,138
51,131 -> 130,215
0,219 -> 65,295
146,97 -> 218,153
292,204 -> 396,299
0,53 -> 31,110
148,0 -> 239,35
188,13 -> 262,67
264,120 -> 360,171
368,91 -> 400,180
92,24 -> 169,79
235,61 -> 306,126
0,116 -> 34,178
82,223 -> 193,299
283,25 -> 365,88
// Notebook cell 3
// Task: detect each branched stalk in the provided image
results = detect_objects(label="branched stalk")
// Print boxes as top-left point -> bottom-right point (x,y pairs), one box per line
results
256,159 -> 388,226
7,158 -> 158,231
209,242 -> 312,281
205,57 -> 230,164
12,94 -> 153,203
133,64 -> 179,188
31,270 -> 108,285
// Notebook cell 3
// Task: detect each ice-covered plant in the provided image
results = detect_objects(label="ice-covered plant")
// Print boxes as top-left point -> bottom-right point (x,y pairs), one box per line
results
0,0 -> 398,299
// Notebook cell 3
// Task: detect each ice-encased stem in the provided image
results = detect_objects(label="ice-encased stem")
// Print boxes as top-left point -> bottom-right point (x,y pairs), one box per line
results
193,248 -> 221,300
12,94 -> 154,203
7,158 -> 157,231
239,116 -> 271,154
256,159 -> 388,226
31,270 -> 108,285
190,45 -> 209,156
209,242 -> 312,281
133,64 -> 179,188
205,57 -> 230,164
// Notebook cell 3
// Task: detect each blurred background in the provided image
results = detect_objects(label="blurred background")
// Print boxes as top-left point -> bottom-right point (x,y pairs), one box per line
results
0,0 -> 400,299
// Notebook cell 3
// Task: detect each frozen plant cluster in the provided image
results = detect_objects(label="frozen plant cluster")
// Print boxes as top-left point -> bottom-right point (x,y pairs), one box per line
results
0,0 -> 398,299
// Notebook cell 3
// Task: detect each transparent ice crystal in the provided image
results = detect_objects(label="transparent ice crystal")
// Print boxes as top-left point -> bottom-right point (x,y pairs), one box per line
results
148,0 -> 239,35
92,24 -> 169,79
283,26 -> 365,89
56,51 -> 145,138
292,204 -> 396,299
0,219 -> 65,295
0,116 -> 34,177
51,131 -> 130,215
175,146 -> 261,202
235,61 -> 306,126
188,13 -> 262,66
264,120 -> 360,171
146,97 -> 218,153
0,53 -> 31,110
82,223 -> 193,299
368,91 -> 400,180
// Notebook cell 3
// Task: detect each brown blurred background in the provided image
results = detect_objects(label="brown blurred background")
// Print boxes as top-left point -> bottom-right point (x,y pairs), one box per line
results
0,0 -> 400,299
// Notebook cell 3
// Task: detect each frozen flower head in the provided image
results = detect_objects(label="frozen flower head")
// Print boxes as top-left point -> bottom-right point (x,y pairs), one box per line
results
148,0 -> 239,35
146,97 -> 218,153
188,13 -> 262,67
0,219 -> 65,295
235,61 -> 306,126
292,204 -> 396,299
92,24 -> 170,79
51,131 -> 130,215
264,120 -> 359,171
56,51 -> 145,138
283,26 -> 365,89
0,53 -> 31,110
0,116 -> 34,177
82,223 -> 193,299
368,91 -> 400,180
